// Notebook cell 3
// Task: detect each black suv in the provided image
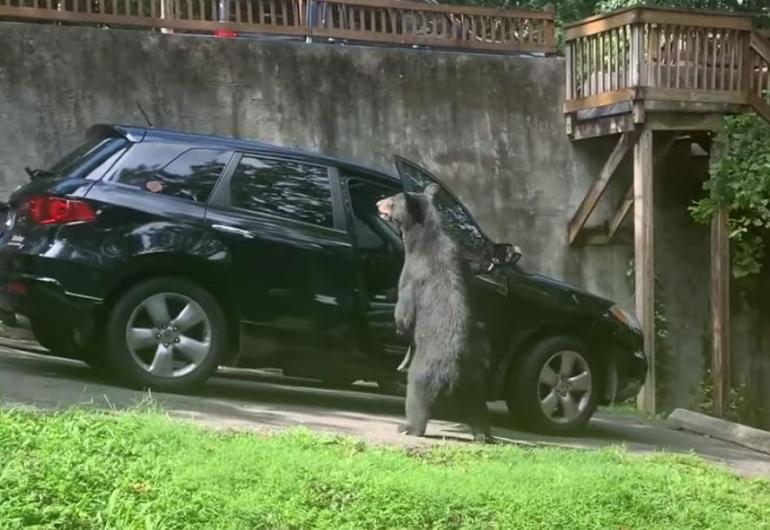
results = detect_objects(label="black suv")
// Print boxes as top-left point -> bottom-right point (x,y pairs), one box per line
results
0,124 -> 646,433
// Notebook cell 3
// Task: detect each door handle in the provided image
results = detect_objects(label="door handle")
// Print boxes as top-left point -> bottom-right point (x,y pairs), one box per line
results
212,224 -> 255,239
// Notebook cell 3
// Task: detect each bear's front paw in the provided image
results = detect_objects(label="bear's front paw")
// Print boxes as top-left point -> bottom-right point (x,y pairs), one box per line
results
394,318 -> 410,338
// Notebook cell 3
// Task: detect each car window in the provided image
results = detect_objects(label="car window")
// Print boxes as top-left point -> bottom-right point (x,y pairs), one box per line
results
346,176 -> 402,301
153,149 -> 231,203
110,144 -> 229,204
48,136 -> 128,180
230,155 -> 334,227
347,177 -> 400,249
397,161 -> 488,255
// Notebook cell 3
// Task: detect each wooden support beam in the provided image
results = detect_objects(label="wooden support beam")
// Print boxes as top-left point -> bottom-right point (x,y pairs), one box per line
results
568,131 -> 638,245
571,114 -> 635,141
711,209 -> 730,418
748,94 -> 770,124
634,127 -> 656,414
711,211 -> 731,417
646,113 -> 723,131
608,133 -> 678,241
643,99 -> 745,115
608,185 -> 634,240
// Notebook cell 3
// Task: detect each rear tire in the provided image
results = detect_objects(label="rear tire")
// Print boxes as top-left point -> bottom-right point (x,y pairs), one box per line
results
105,277 -> 227,392
506,336 -> 599,434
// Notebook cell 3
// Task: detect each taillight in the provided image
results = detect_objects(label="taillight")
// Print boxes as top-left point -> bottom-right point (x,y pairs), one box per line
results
19,196 -> 97,225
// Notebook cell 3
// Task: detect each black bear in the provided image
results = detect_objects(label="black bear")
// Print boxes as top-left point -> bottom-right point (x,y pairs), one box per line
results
376,184 -> 491,442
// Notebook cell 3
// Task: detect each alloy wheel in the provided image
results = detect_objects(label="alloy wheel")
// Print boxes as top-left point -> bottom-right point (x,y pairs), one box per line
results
537,350 -> 593,424
125,292 -> 213,378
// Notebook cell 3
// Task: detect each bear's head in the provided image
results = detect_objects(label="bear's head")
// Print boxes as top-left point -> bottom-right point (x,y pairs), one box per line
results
376,183 -> 441,232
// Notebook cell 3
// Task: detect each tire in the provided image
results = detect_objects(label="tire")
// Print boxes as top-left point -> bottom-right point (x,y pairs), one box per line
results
105,277 -> 227,392
506,336 -> 599,435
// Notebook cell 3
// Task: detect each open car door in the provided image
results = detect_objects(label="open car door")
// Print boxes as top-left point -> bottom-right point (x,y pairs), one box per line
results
393,156 -> 493,262
393,156 -> 510,370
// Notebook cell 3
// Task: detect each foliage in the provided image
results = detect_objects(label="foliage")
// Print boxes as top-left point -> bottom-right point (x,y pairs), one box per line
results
2,407 -> 770,529
690,114 -> 770,278
697,368 -> 748,422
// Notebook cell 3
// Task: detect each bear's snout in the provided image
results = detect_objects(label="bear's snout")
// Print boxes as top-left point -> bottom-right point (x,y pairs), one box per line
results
376,198 -> 393,221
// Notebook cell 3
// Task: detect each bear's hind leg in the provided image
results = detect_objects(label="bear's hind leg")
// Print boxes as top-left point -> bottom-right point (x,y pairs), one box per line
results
468,406 -> 493,444
461,393 -> 493,443
400,378 -> 431,437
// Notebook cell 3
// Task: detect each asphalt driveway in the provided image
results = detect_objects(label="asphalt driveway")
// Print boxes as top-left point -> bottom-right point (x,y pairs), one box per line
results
1,342 -> 768,479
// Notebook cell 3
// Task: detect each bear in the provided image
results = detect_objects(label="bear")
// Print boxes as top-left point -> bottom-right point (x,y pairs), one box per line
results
376,183 -> 491,442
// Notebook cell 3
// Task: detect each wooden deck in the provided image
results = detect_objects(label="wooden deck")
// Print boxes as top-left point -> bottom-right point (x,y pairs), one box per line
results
564,6 -> 770,139
563,7 -> 770,417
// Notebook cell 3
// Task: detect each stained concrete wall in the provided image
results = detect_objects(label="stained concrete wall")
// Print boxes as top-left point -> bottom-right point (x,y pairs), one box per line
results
7,21 -> 769,424
0,21 -> 631,307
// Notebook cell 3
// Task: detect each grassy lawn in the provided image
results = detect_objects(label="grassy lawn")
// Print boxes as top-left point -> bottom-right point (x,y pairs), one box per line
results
1,408 -> 769,529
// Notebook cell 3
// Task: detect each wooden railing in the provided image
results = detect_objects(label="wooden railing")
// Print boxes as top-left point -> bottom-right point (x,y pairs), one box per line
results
313,0 -> 554,53
564,7 -> 770,117
749,32 -> 770,117
0,0 -> 556,53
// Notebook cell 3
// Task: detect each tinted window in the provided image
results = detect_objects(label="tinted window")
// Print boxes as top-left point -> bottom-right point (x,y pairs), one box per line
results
112,145 -> 229,203
48,137 -> 128,180
398,161 -> 488,255
231,156 -> 333,227
347,177 -> 401,300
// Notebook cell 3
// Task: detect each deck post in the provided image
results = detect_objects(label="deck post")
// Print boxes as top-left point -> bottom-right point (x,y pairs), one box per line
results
710,133 -> 730,418
634,127 -> 656,413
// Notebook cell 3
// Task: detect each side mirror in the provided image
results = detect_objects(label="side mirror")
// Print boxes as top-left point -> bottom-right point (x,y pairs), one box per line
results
492,243 -> 522,266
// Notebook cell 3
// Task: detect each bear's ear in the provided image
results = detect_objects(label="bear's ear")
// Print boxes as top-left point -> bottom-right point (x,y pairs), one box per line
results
404,192 -> 426,223
424,183 -> 441,200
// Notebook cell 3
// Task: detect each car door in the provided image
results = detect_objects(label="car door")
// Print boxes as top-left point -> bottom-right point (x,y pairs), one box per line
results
339,171 -> 409,371
393,156 -> 511,375
204,152 -> 359,372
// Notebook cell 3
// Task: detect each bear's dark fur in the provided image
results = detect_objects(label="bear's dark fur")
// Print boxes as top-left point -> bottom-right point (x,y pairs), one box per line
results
376,184 -> 491,442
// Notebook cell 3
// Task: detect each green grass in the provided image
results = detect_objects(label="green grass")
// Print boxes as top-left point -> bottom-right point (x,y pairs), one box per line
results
1,408 -> 769,529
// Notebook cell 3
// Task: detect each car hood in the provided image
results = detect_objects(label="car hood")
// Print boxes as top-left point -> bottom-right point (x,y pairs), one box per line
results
514,270 -> 615,313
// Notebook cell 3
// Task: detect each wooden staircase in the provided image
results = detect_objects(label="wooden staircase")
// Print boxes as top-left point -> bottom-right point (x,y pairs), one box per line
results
561,6 -> 770,415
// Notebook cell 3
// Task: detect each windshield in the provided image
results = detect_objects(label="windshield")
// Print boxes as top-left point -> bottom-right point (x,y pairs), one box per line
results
48,136 -> 127,180
396,159 -> 489,256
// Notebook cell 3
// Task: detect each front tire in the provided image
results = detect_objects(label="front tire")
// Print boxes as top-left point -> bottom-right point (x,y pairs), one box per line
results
105,277 -> 227,392
506,336 -> 599,434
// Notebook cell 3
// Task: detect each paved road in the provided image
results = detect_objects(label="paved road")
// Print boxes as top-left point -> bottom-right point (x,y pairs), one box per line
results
1,344 -> 768,478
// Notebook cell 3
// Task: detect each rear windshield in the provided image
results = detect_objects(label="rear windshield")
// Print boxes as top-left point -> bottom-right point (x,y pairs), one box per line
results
48,136 -> 128,180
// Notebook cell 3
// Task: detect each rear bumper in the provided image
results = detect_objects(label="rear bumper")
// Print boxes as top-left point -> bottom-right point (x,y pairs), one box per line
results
0,273 -> 101,330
